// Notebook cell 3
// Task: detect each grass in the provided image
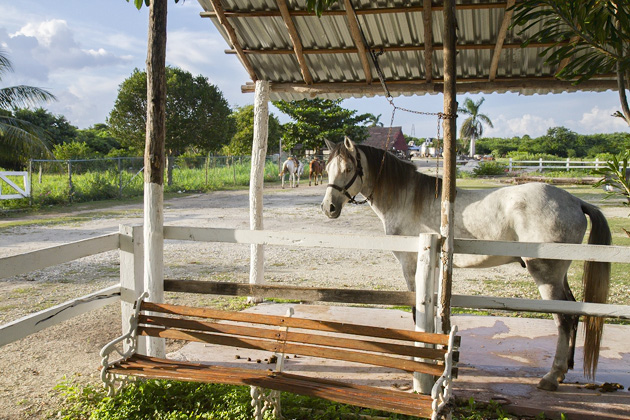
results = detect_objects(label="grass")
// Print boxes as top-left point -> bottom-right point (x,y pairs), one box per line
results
52,379 -> 547,420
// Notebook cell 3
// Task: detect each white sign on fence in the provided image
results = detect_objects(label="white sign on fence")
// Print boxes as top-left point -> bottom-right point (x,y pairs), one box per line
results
0,171 -> 30,200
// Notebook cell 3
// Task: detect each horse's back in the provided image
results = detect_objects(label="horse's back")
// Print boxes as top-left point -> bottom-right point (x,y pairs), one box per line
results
459,182 -> 588,244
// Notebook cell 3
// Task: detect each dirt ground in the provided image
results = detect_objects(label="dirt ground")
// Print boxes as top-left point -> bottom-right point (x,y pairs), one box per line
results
0,182 -> 626,419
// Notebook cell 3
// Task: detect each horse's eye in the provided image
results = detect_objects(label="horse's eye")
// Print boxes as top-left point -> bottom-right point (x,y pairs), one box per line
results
345,166 -> 353,173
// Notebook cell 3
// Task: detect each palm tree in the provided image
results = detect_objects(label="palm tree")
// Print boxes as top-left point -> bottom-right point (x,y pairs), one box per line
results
458,97 -> 493,157
0,49 -> 56,158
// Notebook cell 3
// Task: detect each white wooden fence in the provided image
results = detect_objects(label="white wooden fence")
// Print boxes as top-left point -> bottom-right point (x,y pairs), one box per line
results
1,225 -> 630,355
0,171 -> 30,200
508,157 -> 613,172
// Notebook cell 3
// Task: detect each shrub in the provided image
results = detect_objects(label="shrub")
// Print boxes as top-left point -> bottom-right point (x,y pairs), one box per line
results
472,162 -> 506,177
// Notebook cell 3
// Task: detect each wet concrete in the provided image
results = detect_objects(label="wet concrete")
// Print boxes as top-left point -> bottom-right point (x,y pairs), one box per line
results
170,304 -> 630,419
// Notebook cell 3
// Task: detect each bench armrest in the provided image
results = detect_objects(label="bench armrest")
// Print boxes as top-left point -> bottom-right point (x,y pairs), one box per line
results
431,325 -> 458,420
100,292 -> 148,394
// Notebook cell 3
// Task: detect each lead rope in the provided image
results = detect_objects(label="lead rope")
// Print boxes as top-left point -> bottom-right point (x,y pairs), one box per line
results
351,0 -> 455,201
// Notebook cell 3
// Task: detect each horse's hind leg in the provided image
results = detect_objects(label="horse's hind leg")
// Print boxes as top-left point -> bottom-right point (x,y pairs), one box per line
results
526,258 -> 575,391
563,274 -> 579,370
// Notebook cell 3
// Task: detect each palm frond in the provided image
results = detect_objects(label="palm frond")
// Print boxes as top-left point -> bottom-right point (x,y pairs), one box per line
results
0,115 -> 54,158
0,86 -> 57,110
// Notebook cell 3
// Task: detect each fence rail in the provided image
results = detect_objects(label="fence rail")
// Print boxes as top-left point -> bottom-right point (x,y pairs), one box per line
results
507,157 -> 616,172
1,226 -> 630,350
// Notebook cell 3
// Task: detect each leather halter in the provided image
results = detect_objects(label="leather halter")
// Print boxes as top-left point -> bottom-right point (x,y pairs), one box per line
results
327,150 -> 370,205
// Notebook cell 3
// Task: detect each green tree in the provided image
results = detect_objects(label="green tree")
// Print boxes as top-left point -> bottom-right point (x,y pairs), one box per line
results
76,124 -> 121,156
273,98 -> 372,153
223,105 -> 282,156
52,141 -> 94,160
108,67 -> 236,183
13,108 -> 77,146
458,97 -> 493,157
512,1 -> 630,125
0,50 -> 56,168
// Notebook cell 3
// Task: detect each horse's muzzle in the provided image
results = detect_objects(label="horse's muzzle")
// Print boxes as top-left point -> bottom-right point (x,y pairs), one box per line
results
321,202 -> 341,219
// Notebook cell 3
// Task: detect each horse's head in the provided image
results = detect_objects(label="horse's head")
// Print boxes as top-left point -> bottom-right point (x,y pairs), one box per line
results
321,137 -> 365,219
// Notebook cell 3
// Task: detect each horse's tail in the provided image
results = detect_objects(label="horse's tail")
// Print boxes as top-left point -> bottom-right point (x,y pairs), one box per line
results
581,202 -> 612,380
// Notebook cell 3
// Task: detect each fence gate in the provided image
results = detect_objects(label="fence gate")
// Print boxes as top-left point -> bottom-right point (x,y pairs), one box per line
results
0,171 -> 30,200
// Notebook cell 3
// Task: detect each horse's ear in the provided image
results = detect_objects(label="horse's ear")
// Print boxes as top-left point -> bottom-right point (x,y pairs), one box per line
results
324,139 -> 336,151
344,136 -> 355,153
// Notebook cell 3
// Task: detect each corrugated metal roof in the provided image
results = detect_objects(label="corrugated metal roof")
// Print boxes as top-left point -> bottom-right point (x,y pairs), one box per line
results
196,0 -> 617,100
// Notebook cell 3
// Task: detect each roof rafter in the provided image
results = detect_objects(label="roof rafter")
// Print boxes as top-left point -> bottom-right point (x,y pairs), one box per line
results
242,78 -> 618,96
343,0 -> 372,84
422,0 -> 433,83
276,0 -> 313,84
225,41 -> 567,55
207,0 -> 258,81
489,0 -> 515,81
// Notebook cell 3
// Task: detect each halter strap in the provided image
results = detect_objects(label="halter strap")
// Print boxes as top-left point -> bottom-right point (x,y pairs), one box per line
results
327,149 -> 371,205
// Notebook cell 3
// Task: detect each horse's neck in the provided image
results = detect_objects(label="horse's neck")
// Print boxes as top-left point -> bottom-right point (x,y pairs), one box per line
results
361,157 -> 440,235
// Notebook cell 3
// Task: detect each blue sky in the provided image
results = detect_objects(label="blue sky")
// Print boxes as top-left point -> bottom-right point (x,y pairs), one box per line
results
1,0 -> 628,139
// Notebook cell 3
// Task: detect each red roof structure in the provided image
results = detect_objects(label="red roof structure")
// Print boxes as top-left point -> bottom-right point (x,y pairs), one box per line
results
362,126 -> 408,152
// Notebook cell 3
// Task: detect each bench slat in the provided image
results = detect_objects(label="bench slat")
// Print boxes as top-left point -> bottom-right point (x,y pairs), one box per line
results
139,326 -> 446,376
140,314 -> 449,361
141,302 -> 451,346
109,355 -> 434,418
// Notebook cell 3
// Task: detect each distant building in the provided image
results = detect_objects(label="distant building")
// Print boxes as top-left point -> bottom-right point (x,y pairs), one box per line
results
362,127 -> 408,156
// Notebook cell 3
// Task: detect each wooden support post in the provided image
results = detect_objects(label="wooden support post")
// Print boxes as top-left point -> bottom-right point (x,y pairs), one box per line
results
414,233 -> 439,394
249,80 -> 270,303
143,0 -> 167,358
119,224 -> 147,355
67,160 -> 73,203
440,0 -> 457,334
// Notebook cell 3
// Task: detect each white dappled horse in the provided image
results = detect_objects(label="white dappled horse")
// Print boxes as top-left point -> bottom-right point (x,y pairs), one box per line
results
321,137 -> 611,392
279,157 -> 304,188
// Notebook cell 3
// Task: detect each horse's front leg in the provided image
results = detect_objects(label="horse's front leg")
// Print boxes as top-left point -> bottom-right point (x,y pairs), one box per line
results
526,258 -> 576,391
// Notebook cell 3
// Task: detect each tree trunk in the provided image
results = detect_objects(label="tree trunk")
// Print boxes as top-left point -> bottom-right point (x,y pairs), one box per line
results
144,0 -> 167,358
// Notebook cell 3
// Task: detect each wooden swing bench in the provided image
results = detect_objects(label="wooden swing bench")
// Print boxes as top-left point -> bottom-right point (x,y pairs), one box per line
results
100,293 -> 460,420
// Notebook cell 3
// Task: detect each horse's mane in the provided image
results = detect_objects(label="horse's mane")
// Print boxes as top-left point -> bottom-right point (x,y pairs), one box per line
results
328,143 -> 441,207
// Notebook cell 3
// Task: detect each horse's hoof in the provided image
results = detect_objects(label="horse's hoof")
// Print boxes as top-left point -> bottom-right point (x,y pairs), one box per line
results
537,378 -> 559,391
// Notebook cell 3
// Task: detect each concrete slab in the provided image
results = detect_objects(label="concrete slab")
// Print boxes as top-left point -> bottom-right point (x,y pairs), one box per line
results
169,304 -> 630,419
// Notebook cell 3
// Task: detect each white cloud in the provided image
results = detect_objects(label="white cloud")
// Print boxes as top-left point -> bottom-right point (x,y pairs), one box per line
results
7,19 -> 129,73
484,114 -> 556,138
572,106 -> 628,133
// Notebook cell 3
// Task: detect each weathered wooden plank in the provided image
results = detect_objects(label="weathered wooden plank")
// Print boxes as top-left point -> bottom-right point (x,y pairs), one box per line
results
163,226 -> 419,252
454,239 -> 630,264
142,301 -> 449,345
140,326 -> 444,376
141,315 -> 447,360
164,279 -> 414,305
0,284 -> 121,347
452,294 -> 630,319
0,233 -> 120,280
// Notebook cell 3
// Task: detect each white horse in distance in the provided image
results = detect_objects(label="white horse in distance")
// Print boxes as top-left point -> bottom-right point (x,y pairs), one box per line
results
279,157 -> 304,188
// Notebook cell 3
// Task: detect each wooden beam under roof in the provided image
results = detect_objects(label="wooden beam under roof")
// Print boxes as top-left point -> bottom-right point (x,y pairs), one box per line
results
241,78 -> 618,95
343,0 -> 372,84
200,1 -> 510,19
489,0 -> 515,81
276,0 -> 313,84
225,41 -> 566,55
207,0 -> 258,81
422,0 -> 433,83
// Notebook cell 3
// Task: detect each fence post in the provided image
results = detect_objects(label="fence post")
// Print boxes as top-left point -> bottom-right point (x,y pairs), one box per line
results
205,156 -> 209,186
414,233 -> 439,394
118,157 -> 123,199
28,159 -> 33,207
233,156 -> 237,184
539,157 -> 543,171
509,157 -> 513,172
38,162 -> 43,184
67,160 -> 73,203
119,224 -> 147,355
595,158 -> 600,170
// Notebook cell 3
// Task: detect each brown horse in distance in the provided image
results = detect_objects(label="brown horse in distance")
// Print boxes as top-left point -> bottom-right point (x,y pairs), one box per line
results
309,157 -> 324,186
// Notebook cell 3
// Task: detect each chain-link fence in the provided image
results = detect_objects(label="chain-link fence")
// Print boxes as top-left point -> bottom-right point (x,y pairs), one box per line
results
14,156 -> 279,207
